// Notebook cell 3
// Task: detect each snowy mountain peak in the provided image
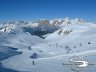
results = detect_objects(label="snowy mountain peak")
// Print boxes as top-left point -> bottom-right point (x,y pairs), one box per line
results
50,17 -> 86,26
0,24 -> 16,33
64,17 -> 70,22
0,18 -> 90,34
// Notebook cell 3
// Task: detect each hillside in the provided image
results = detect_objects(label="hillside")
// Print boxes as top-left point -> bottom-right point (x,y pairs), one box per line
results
0,18 -> 96,72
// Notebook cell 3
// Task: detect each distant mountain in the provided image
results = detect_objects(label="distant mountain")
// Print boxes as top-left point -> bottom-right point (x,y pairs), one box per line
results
0,17 -> 91,37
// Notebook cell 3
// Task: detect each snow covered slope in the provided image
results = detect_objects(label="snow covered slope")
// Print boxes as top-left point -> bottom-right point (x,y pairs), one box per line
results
0,30 -> 44,61
0,18 -> 96,72
45,23 -> 96,40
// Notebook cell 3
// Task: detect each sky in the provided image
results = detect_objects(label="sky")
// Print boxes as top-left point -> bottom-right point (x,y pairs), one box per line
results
0,0 -> 96,22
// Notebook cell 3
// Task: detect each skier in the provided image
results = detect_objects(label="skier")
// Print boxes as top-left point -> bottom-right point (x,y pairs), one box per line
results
32,61 -> 35,65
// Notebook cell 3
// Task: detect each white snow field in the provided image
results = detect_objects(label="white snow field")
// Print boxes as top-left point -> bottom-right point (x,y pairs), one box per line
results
0,18 -> 96,72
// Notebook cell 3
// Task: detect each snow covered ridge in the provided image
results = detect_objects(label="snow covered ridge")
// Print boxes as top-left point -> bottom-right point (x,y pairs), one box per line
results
0,17 -> 88,32
0,17 -> 93,36
0,24 -> 16,33
0,17 -> 87,26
